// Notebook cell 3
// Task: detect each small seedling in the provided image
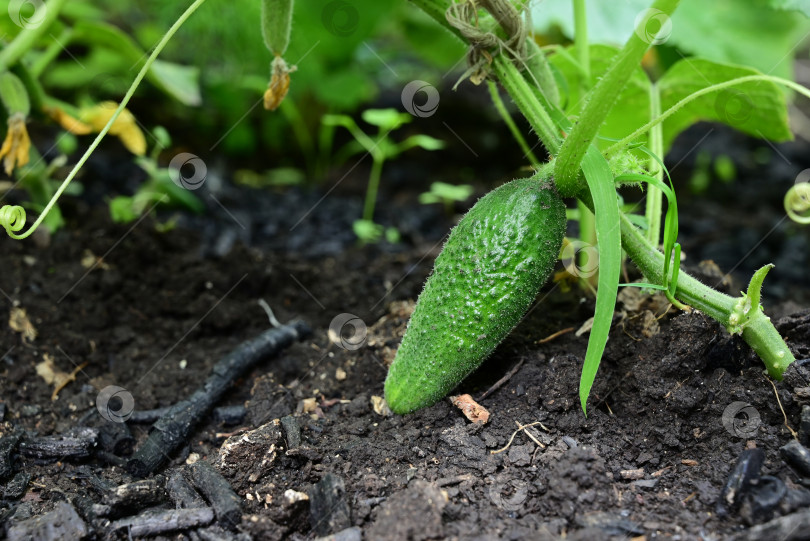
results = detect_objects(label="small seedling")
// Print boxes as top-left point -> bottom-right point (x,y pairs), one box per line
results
108,127 -> 204,225
419,181 -> 474,214
322,108 -> 443,243
1,0 -> 806,420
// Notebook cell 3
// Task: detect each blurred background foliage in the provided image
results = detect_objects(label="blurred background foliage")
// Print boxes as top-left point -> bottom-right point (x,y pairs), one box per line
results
0,0 -> 808,235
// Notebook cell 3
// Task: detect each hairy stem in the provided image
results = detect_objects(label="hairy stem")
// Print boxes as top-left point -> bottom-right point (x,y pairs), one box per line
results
645,83 -> 664,246
0,0 -> 68,69
554,0 -> 680,195
487,81 -> 540,166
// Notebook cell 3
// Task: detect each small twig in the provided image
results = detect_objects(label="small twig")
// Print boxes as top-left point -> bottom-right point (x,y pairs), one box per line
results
490,421 -> 547,454
534,327 -> 575,344
767,378 -> 798,440
477,357 -> 525,402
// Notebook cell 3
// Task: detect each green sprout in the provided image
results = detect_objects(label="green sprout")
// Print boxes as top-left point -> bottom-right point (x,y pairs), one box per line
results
322,108 -> 443,243
419,181 -> 474,214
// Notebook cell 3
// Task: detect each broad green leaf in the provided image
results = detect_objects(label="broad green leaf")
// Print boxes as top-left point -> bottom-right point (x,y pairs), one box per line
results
657,58 -> 792,153
148,60 -> 202,107
532,0 -> 810,81
767,0 -> 810,16
579,146 -> 622,414
549,45 -> 651,152
68,21 -> 201,106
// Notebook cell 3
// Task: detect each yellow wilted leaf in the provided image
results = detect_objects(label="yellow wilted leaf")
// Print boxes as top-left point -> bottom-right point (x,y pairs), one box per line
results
0,113 -> 31,175
43,105 -> 93,135
80,102 -> 147,156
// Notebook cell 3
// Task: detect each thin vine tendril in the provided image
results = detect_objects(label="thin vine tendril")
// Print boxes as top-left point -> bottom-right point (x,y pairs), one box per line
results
0,0 -> 208,240
0,205 -> 25,235
785,183 -> 810,224
606,74 -> 810,157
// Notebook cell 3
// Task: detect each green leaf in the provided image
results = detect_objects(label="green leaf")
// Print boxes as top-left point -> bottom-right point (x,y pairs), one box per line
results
399,134 -> 444,152
579,146 -> 622,415
532,0 -> 810,81
657,58 -> 792,153
148,59 -> 202,107
549,44 -> 650,151
109,196 -> 138,223
68,21 -> 201,106
361,108 -> 411,130
766,0 -> 810,16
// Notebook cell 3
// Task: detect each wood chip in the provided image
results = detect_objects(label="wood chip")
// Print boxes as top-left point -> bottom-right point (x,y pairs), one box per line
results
681,459 -> 698,466
449,394 -> 490,424
8,307 -> 36,342
620,468 -> 645,480
370,396 -> 392,417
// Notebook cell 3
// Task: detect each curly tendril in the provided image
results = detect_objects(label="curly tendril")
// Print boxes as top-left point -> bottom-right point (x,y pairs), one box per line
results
0,204 -> 26,236
785,183 -> 810,224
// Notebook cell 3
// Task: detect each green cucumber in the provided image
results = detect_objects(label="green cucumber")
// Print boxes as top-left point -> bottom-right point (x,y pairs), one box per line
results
384,172 -> 566,414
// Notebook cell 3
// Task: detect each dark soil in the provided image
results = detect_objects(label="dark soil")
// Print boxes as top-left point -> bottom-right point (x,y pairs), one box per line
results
1,125 -> 810,540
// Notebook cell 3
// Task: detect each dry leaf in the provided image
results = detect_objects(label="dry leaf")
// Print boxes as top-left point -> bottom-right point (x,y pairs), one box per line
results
264,56 -> 296,111
9,306 -> 37,342
450,394 -> 490,424
35,353 -> 87,401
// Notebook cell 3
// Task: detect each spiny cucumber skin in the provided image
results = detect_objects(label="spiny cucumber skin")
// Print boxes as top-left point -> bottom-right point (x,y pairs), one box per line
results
384,176 -> 566,414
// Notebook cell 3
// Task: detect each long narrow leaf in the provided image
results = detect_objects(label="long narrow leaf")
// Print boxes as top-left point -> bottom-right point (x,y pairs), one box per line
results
579,146 -> 622,414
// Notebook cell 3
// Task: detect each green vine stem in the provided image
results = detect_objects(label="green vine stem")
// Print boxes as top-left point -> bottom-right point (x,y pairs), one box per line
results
572,0 -> 590,85
1,0 -> 209,239
619,213 -> 795,377
0,0 -> 68,69
645,83 -> 664,246
487,80 -> 540,166
554,0 -> 680,196
491,56 -> 561,155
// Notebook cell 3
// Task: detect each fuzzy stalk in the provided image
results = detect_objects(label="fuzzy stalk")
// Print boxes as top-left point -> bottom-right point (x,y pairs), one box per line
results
554,0 -> 680,195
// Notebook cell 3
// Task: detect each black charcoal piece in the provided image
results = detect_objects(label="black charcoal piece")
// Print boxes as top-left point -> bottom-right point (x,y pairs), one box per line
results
6,502 -> 89,541
127,321 -> 309,477
189,461 -> 242,530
